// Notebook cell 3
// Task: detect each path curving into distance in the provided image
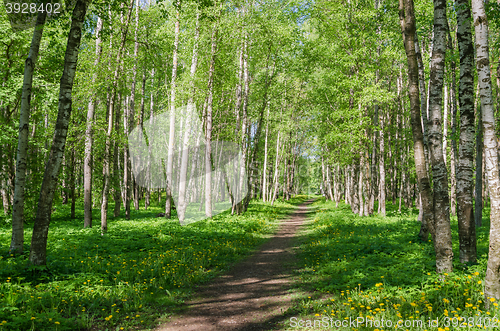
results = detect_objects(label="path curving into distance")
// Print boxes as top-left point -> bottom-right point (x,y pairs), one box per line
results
153,199 -> 316,331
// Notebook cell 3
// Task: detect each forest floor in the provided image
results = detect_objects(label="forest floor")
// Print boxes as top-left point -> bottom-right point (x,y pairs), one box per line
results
0,197 -> 495,330
0,197 -> 306,331
152,199 -> 316,331
151,198 -> 497,331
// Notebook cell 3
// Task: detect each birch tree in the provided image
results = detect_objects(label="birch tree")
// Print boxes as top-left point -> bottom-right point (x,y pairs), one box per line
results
29,0 -> 92,266
178,10 -> 199,222
475,104 -> 483,227
10,11 -> 47,254
426,0 -> 453,272
101,0 -> 134,235
471,0 -> 500,305
455,0 -> 476,263
83,16 -> 103,228
262,106 -> 269,202
204,14 -> 218,219
399,0 -> 434,245
165,0 -> 181,218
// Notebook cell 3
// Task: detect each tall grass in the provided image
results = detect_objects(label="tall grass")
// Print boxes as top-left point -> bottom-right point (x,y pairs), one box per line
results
0,196 -> 307,330
288,198 -> 492,331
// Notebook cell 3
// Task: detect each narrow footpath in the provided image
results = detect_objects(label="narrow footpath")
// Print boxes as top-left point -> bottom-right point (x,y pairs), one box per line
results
153,199 -> 315,331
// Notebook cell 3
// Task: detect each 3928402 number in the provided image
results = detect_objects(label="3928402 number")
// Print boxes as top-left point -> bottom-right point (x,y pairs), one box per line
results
4,2 -> 61,14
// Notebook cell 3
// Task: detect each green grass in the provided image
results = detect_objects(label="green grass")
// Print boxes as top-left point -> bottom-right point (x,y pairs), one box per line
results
285,198 -> 494,331
0,195 -> 308,331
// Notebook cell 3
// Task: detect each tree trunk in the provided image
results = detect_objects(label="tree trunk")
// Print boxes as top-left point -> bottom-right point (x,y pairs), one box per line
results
165,1 -> 180,218
475,104 -> 483,227
378,112 -> 386,216
101,94 -> 114,234
1,178 -> 9,215
343,166 -> 347,204
335,165 -> 342,207
455,0 -> 477,263
70,147 -> 76,219
178,110 -> 193,223
326,163 -> 334,201
351,160 -> 360,215
399,0 -> 434,244
270,131 -> 280,206
394,85 -> 402,206
84,16 -> 103,228
362,151 -> 371,216
205,20 -> 216,218
61,154 -> 68,205
369,153 -> 376,214
101,0 -> 134,234
415,33 -> 430,165
443,84 -> 448,167
321,155 -> 326,198
399,162 -> 404,213
358,159 -> 364,216
187,131 -> 201,203
139,68 -> 148,210
29,0 -> 91,266
426,0 -> 454,273
450,48 -> 459,217
347,165 -> 352,206
471,0 -> 500,305
498,4 -> 500,130
234,47 -> 244,137
178,11 -> 199,223
10,12 -> 47,254
235,38 -> 250,214
113,94 -> 122,217
124,100 -> 132,220
175,117 -> 184,195
262,107 -> 269,202
143,67 -> 155,210
126,0 -> 140,217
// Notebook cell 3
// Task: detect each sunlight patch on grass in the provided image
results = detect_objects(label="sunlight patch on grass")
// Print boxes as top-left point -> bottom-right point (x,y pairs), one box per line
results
289,198 -> 492,330
0,196 -> 308,330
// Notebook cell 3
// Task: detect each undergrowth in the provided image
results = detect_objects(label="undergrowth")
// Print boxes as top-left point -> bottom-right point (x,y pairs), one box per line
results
0,195 -> 308,330
287,198 -> 493,331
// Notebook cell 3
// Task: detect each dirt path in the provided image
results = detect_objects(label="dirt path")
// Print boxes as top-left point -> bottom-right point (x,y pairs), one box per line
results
153,199 -> 315,331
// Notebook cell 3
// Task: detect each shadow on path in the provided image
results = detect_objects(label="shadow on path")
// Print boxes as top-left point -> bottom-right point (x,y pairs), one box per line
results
154,199 -> 315,331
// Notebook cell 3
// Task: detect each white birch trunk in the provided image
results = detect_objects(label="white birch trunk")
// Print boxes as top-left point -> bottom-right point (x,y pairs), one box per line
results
443,84 -> 448,167
456,0 -> 477,263
235,37 -> 249,214
427,0 -> 453,273
471,0 -> 500,305
165,1 -> 180,218
399,0 -> 434,243
84,16 -> 102,227
378,112 -> 386,216
178,11 -> 199,222
270,131 -> 280,206
101,0 -> 134,234
10,12 -> 47,254
205,20 -> 217,218
262,107 -> 269,202
29,0 -> 91,265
